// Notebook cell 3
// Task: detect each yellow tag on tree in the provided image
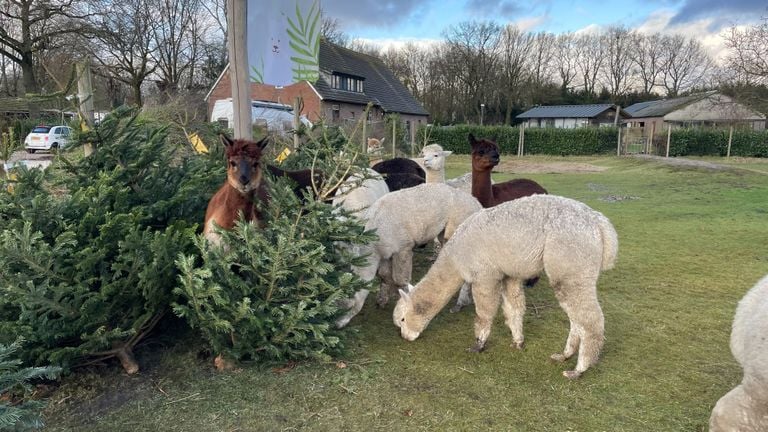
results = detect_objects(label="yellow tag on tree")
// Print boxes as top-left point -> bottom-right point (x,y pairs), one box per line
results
275,147 -> 291,163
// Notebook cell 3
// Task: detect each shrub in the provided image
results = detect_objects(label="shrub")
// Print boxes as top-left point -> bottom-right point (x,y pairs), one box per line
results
420,124 -> 618,155
0,107 -> 221,373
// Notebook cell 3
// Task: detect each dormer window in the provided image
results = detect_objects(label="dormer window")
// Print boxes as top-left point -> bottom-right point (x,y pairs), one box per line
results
331,73 -> 364,93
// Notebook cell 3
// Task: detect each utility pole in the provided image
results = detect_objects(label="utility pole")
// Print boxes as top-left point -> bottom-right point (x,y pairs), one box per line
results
77,59 -> 95,156
227,0 -> 252,140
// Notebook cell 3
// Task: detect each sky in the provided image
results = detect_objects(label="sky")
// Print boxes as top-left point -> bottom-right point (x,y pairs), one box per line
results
321,0 -> 767,59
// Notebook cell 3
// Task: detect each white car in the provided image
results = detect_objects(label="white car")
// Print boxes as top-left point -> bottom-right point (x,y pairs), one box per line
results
24,125 -> 73,153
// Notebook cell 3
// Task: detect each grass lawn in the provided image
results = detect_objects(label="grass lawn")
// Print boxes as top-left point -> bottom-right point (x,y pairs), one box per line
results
44,155 -> 768,431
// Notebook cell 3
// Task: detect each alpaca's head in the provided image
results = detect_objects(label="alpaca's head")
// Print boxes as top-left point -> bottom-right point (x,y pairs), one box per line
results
367,137 -> 384,154
468,133 -> 500,172
420,144 -> 452,172
393,284 -> 431,341
221,134 -> 268,194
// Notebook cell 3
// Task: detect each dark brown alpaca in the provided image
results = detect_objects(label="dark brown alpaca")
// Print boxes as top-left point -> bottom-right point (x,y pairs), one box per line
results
469,133 -> 547,208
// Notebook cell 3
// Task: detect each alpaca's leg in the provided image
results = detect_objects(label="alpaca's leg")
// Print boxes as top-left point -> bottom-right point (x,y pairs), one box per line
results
500,278 -> 526,350
468,279 -> 503,353
378,249 -> 413,307
551,280 -> 604,379
450,283 -> 474,313
375,258 -> 394,307
335,289 -> 370,328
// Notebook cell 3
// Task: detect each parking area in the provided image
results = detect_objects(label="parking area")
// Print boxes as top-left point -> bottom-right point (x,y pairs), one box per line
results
6,150 -> 53,170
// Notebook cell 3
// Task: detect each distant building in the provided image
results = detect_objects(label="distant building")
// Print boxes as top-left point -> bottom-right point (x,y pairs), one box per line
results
516,104 -> 630,129
205,38 -> 429,142
624,92 -> 766,134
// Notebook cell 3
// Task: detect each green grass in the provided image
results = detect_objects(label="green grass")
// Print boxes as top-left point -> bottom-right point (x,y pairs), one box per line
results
43,156 -> 768,431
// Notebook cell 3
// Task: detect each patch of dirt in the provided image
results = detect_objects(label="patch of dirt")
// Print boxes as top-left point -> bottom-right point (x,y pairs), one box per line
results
495,160 -> 608,174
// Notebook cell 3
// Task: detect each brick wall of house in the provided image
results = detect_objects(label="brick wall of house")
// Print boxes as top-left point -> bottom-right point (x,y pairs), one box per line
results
207,70 -> 323,122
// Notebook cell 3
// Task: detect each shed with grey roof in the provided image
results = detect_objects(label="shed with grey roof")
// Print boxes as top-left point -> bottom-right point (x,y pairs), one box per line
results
516,104 -> 630,129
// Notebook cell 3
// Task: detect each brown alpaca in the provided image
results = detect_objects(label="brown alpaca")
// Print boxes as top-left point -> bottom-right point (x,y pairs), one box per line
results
203,135 -> 270,245
468,133 -> 547,208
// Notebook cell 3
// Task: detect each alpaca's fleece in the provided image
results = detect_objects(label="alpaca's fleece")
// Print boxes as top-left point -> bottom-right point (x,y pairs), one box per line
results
394,194 -> 618,379
332,168 -> 389,217
710,275 -> 768,431
335,183 -> 482,328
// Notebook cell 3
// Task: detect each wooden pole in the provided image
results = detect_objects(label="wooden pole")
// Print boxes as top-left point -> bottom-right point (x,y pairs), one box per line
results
665,124 -> 672,158
649,121 -> 656,155
520,123 -> 525,156
76,59 -> 95,156
361,118 -> 367,154
227,0 -> 252,140
292,97 -> 300,150
517,124 -> 523,157
727,125 -> 734,158
392,121 -> 396,157
615,105 -> 622,156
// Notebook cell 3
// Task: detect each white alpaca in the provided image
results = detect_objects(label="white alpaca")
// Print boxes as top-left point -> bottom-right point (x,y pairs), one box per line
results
335,183 -> 482,328
331,167 -> 389,217
418,143 -> 473,193
710,275 -> 768,431
393,195 -> 618,379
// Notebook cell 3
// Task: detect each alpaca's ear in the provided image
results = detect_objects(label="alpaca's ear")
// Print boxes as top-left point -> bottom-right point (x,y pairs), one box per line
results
398,288 -> 412,303
380,137 -> 385,144
468,133 -> 476,144
256,136 -> 270,150
220,133 -> 235,148
442,151 -> 453,157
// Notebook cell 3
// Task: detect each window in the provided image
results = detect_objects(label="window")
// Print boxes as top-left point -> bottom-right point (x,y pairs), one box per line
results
545,119 -> 555,128
330,73 -> 364,93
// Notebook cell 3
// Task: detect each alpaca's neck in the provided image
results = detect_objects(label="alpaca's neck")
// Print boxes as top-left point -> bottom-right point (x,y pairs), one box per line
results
471,166 -> 494,207
369,157 -> 383,167
424,167 -> 445,183
411,255 -> 465,320
225,184 -> 257,222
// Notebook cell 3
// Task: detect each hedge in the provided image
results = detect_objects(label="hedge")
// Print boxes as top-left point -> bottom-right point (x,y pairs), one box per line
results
421,124 -> 768,157
421,125 -> 618,155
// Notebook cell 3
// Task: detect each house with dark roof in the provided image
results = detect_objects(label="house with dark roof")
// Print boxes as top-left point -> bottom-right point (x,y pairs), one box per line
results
624,92 -> 765,134
205,39 -> 429,141
516,104 -> 630,128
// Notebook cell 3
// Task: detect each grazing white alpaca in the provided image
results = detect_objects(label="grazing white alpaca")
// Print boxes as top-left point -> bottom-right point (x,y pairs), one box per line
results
393,195 -> 618,379
709,275 -> 768,431
335,183 -> 482,328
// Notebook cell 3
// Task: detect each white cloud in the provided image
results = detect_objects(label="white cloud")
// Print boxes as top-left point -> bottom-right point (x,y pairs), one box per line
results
512,15 -> 550,32
635,10 -> 734,63
355,37 -> 443,52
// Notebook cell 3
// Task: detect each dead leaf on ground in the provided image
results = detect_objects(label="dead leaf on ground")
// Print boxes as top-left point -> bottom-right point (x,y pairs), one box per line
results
272,361 -> 297,374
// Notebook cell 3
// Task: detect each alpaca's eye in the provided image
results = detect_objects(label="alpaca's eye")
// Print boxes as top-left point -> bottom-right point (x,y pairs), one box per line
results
229,161 -> 236,167
401,317 -> 405,322
478,150 -> 485,155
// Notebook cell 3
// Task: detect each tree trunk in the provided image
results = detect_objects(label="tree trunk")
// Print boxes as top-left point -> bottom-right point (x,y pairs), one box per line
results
114,346 -> 140,374
132,80 -> 143,108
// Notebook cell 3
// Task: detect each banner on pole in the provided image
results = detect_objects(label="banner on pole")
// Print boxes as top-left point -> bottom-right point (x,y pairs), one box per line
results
247,0 -> 321,86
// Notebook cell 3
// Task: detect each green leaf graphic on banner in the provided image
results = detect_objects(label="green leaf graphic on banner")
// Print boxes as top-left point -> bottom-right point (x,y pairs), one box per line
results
286,0 -> 320,83
250,57 -> 265,83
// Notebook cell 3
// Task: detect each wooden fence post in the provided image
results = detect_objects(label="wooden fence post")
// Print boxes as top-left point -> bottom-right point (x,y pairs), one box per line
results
227,0 -> 252,141
727,125 -> 734,158
665,124 -> 672,157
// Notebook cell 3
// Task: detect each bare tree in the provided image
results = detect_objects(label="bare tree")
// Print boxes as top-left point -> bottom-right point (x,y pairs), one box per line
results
660,34 -> 713,97
600,26 -> 635,99
443,21 -> 501,123
724,16 -> 768,85
498,25 -> 534,123
554,32 -> 578,93
87,0 -> 157,107
150,0 -> 199,96
632,32 -> 664,95
574,33 -> 604,97
0,0 -> 94,94
321,15 -> 349,47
